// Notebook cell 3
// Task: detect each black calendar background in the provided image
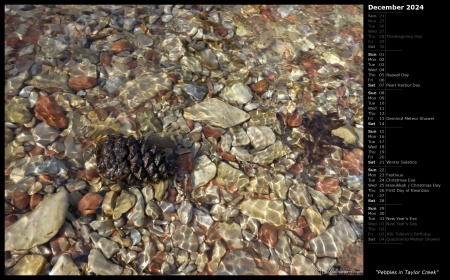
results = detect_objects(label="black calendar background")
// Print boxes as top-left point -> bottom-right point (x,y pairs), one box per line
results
363,0 -> 444,276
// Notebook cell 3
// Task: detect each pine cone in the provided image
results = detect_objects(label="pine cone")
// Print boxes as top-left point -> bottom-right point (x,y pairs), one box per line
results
96,135 -> 175,184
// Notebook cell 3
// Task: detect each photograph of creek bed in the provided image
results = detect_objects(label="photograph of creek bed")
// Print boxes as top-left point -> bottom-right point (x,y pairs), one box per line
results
4,4 -> 364,275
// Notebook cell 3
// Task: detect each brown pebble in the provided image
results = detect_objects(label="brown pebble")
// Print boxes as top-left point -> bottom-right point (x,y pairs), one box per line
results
30,193 -> 43,210
288,162 -> 303,176
279,112 -> 303,127
127,60 -> 138,69
94,107 -> 109,121
216,24 -> 228,37
99,52 -> 112,65
250,79 -> 269,95
202,126 -> 222,138
341,148 -> 363,175
188,131 -> 202,142
297,216 -> 308,228
218,151 -> 236,162
38,174 -> 55,185
168,73 -> 179,84
185,118 -> 194,130
176,153 -> 195,175
29,145 -> 45,156
5,215 -> 18,228
112,40 -> 129,54
301,226 -> 316,241
11,191 -> 30,210
78,193 -> 103,216
316,177 -> 340,195
69,76 -> 97,91
259,223 -> 278,248
34,95 -> 68,129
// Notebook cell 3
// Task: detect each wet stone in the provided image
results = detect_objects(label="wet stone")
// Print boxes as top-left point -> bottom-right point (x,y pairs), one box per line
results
69,76 -> 97,91
184,98 -> 250,129
331,126 -> 357,145
316,257 -> 337,274
239,199 -> 286,226
28,73 -> 71,92
113,190 -> 136,220
11,191 -> 30,210
274,230 -> 292,263
5,72 -> 30,96
252,141 -> 291,165
33,122 -> 60,147
102,191 -> 118,216
38,37 -> 68,57
177,200 -> 194,225
97,237 -> 120,258
119,72 -> 173,109
181,83 -> 208,101
145,200 -> 162,219
50,254 -> 81,275
309,217 -> 357,258
218,221 -> 243,250
248,109 -> 277,126
228,126 -> 250,146
172,225 -> 199,253
316,177 -> 340,195
220,82 -> 253,105
180,56 -> 202,74
5,190 -> 69,251
216,161 -> 249,190
196,48 -> 218,70
303,206 -> 326,236
247,126 -> 276,151
127,187 -> 146,227
270,174 -> 291,200
90,220 -> 115,237
78,192 -> 103,216
5,97 -> 32,124
160,34 -> 185,62
88,248 -> 124,275
191,155 -> 217,188
307,188 -> 334,209
217,250 -> 257,275
259,222 -> 278,248
291,254 -> 320,275
288,182 -> 312,208
192,185 -> 220,205
6,254 -> 47,275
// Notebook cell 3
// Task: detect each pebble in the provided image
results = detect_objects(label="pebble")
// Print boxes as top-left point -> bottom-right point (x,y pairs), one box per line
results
341,148 -> 363,175
220,82 -> 253,105
259,223 -> 278,248
119,72 -> 173,109
181,83 -> 208,101
191,155 -> 217,188
247,126 -> 276,150
290,254 -> 320,275
288,183 -> 312,208
252,141 -> 291,165
228,126 -> 250,146
307,188 -> 334,209
216,161 -> 249,190
177,200 -> 194,225
5,97 -> 33,124
309,217 -> 357,258
88,248 -> 124,275
331,126 -> 358,144
216,250 -> 257,275
11,191 -> 30,210
5,189 -> 69,251
97,237 -> 120,258
127,187 -> 146,227
303,205 -> 326,236
50,254 -> 81,275
172,225 -> 199,253
113,190 -> 136,220
78,192 -> 103,216
192,185 -> 220,205
102,191 -> 118,216
218,221 -> 243,249
69,76 -> 97,91
239,199 -> 286,225
315,177 -> 340,195
184,98 -> 250,129
34,96 -> 68,129
250,79 -> 269,95
6,254 -> 47,275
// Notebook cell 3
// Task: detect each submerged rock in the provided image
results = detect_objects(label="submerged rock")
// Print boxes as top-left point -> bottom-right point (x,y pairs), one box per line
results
5,189 -> 69,251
